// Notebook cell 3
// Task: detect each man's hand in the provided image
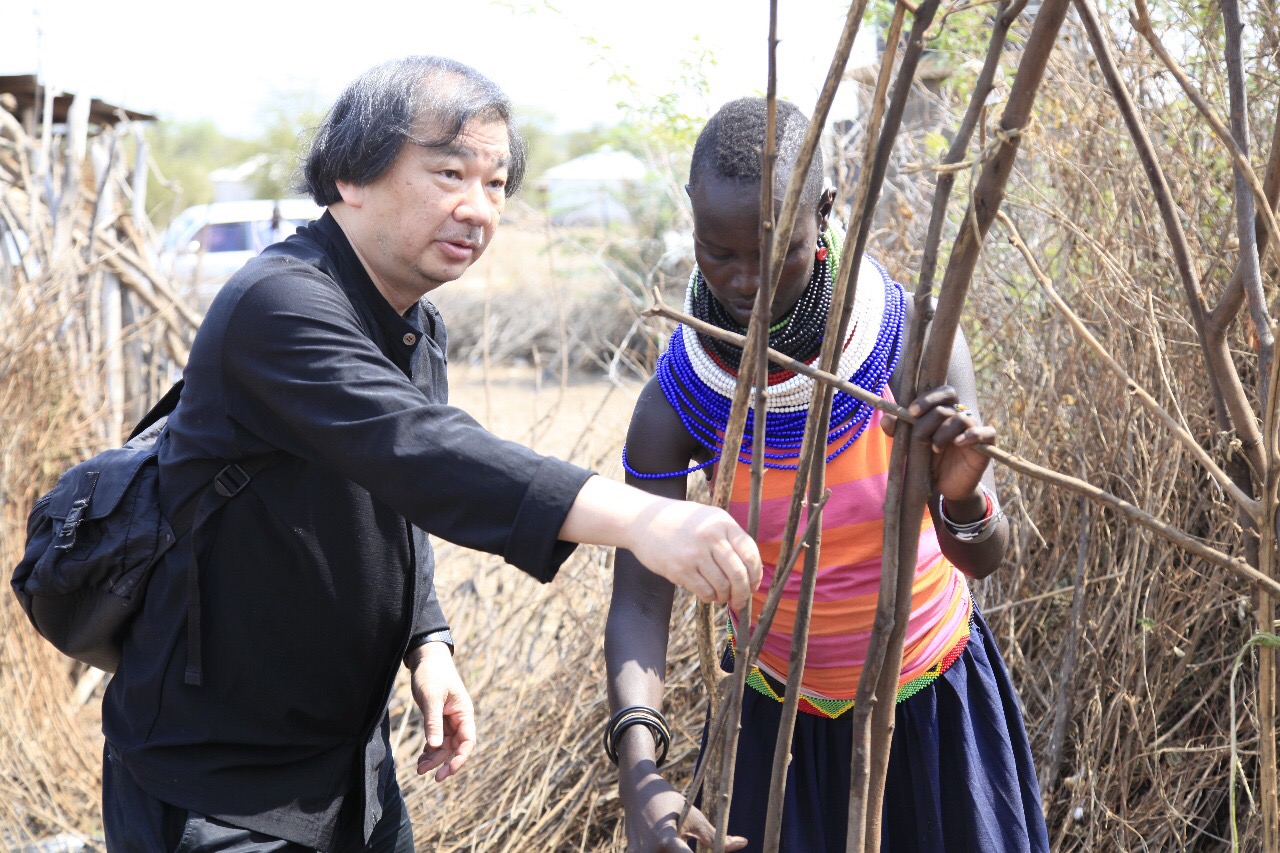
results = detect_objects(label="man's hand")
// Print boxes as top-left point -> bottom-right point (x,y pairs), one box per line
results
558,476 -> 762,611
406,641 -> 476,782
624,500 -> 761,612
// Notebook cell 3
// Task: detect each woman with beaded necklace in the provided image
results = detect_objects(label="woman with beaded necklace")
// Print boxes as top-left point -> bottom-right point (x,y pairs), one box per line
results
603,98 -> 1049,852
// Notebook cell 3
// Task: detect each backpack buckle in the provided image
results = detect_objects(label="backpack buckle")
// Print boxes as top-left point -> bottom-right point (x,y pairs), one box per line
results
213,464 -> 251,498
54,497 -> 90,551
54,471 -> 100,552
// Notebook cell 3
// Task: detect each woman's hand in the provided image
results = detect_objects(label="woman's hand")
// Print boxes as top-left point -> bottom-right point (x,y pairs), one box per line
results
881,384 -> 996,504
621,765 -> 747,852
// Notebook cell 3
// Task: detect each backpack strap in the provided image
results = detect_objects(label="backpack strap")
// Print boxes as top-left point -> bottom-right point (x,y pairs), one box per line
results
171,452 -> 278,687
127,381 -> 277,686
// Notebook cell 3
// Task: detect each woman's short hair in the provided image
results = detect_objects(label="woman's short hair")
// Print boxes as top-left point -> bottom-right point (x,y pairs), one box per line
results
688,97 -> 824,206
302,55 -> 527,205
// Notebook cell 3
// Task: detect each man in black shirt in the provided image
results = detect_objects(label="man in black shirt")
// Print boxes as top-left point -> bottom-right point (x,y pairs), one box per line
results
101,56 -> 761,852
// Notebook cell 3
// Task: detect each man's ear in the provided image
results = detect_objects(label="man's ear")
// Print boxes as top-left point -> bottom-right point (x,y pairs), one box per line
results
336,180 -> 366,209
684,183 -> 693,199
817,187 -> 836,229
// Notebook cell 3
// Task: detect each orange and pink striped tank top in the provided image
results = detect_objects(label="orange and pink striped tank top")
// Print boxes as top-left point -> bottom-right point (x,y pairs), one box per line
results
720,392 -> 973,719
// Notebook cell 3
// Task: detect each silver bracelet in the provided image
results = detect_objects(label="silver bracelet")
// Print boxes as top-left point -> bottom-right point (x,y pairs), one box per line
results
938,485 -> 1005,543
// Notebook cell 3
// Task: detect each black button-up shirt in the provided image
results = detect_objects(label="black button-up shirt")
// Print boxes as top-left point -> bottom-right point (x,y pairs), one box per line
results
102,213 -> 593,848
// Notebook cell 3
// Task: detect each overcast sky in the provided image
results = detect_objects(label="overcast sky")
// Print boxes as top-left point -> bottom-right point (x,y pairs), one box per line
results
2,0 -> 873,137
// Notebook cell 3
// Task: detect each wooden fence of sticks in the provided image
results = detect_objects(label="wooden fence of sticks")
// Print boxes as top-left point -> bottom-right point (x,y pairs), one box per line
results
0,91 -> 196,436
670,1 -> 1280,851
0,89 -> 197,842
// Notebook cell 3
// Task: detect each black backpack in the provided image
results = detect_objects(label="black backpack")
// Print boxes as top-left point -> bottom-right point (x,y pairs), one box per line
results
10,381 -> 271,682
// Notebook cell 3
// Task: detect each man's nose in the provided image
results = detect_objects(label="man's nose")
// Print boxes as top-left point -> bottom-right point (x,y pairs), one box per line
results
455,181 -> 498,227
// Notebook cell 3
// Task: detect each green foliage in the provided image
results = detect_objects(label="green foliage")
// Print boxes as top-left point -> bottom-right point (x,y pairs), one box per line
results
143,119 -> 255,228
143,91 -> 323,230
867,0 -> 1003,62
922,130 -> 950,162
245,90 -> 326,199
599,35 -> 715,155
865,0 -> 1023,111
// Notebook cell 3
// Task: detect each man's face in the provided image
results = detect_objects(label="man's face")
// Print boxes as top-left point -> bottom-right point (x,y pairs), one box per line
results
341,118 -> 510,302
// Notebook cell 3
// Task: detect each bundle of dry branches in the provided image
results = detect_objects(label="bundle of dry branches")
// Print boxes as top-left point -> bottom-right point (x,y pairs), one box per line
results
0,97 -> 194,845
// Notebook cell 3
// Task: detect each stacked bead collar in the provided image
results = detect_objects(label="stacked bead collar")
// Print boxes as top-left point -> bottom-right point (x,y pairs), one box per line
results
624,226 -> 907,479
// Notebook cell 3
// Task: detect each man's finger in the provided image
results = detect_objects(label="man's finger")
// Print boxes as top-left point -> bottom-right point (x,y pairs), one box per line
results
701,543 -> 736,605
418,744 -> 447,776
711,540 -> 752,611
732,531 -> 762,588
436,734 -> 474,781
423,687 -> 445,749
437,704 -> 477,781
673,570 -> 715,604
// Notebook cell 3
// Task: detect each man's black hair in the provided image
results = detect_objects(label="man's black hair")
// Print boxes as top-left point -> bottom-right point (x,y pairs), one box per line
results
688,97 -> 824,206
302,56 -> 526,206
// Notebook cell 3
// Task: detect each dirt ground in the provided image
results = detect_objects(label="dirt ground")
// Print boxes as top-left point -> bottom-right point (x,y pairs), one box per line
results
443,363 -> 640,478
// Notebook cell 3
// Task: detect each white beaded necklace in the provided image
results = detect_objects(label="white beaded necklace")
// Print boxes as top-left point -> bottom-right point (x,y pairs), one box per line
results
681,238 -> 890,413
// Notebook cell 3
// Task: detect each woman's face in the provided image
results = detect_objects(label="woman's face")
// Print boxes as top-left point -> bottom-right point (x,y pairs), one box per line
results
688,174 -> 826,327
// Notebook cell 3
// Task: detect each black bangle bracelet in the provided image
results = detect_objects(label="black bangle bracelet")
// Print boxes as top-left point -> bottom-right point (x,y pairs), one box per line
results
604,705 -> 672,768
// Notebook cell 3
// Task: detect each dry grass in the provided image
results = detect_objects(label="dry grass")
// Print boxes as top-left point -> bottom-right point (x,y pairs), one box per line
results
1,310 -> 109,843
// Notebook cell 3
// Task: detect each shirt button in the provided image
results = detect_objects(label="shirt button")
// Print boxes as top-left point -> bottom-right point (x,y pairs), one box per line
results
402,333 -> 416,346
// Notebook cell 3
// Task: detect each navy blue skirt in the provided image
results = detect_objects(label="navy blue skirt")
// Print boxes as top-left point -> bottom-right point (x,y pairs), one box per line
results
701,610 -> 1049,852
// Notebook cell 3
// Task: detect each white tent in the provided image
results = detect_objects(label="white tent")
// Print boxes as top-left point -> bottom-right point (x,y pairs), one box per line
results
538,148 -> 648,227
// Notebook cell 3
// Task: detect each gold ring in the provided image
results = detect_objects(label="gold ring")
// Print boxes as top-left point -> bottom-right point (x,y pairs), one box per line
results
954,404 -> 969,413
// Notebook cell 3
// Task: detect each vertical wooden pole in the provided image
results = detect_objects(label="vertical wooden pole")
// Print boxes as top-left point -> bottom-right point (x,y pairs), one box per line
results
710,4 -> 782,848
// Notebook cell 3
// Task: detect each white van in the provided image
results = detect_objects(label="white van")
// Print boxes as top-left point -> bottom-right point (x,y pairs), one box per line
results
158,198 -> 324,309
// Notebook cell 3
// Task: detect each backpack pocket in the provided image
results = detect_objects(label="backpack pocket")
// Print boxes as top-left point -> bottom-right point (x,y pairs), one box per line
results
11,437 -> 176,672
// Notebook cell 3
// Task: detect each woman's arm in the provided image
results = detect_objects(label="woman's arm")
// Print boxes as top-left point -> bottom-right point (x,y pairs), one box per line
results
604,377 -> 746,852
888,297 -> 1009,579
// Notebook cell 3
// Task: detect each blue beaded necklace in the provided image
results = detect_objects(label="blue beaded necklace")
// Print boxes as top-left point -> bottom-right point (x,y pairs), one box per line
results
623,239 -> 907,480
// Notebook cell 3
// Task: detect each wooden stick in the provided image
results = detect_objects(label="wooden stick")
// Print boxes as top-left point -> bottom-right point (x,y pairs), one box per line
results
678,493 -> 831,826
1250,280 -> 1280,848
1042,493 -> 1091,793
680,0 -> 886,845
709,3 -> 782,846
646,293 -> 1280,599
832,0 -> 943,846
1256,203 -> 1280,848
1130,0 -> 1277,401
1219,32 -> 1274,829
1074,0 -> 1264,483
